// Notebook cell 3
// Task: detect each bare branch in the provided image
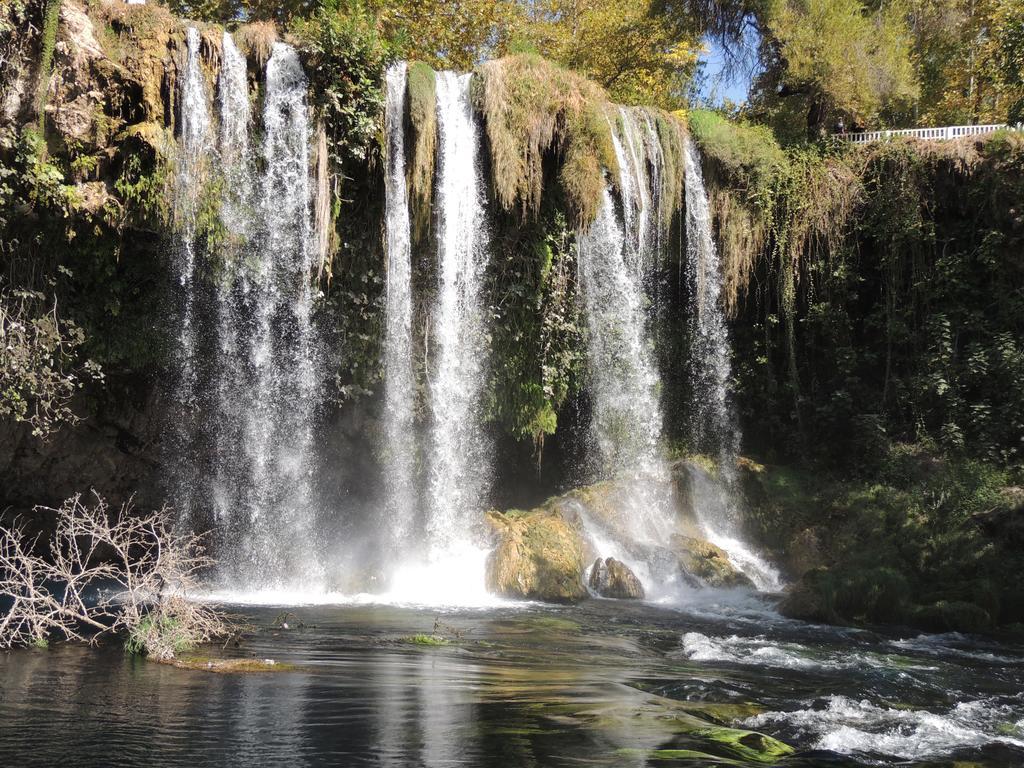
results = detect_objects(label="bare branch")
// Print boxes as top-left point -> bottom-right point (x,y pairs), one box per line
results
0,493 -> 229,659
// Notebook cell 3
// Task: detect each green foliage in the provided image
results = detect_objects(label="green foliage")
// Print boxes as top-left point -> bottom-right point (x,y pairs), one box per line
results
293,1 -> 393,165
750,0 -> 918,140
747,445 -> 1024,629
124,614 -> 194,657
486,209 -> 585,445
36,0 -> 62,133
694,123 -> 1024,466
688,110 -> 787,185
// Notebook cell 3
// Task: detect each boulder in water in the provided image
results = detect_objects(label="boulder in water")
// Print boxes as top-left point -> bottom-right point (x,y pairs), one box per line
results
588,557 -> 644,599
670,534 -> 753,589
485,509 -> 586,603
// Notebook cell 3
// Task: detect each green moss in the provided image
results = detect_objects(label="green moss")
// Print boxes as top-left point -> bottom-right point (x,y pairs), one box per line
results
406,61 -> 436,245
403,634 -> 450,646
688,110 -> 788,192
689,726 -> 795,763
166,656 -> 296,673
486,208 -> 584,444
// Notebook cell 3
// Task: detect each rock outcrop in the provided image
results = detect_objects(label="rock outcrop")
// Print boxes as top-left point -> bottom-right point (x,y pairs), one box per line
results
671,534 -> 753,589
588,557 -> 644,599
485,508 -> 587,603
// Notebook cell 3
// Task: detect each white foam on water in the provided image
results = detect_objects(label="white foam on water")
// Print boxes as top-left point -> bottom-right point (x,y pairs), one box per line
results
197,544 -> 519,609
680,632 -> 940,673
744,694 -> 1024,760
381,543 -> 511,608
890,633 -> 1024,665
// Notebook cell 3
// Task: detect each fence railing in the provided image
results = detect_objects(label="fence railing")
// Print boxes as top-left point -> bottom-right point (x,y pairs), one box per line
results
835,124 -> 1017,144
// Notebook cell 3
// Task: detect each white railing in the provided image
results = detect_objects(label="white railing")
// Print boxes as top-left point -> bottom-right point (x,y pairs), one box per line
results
836,124 -> 1016,144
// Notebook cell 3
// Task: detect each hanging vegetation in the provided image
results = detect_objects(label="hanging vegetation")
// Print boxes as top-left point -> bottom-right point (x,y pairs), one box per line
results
472,53 -> 619,230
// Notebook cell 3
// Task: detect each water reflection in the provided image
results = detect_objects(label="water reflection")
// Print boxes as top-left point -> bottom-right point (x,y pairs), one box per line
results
1,602 -> 1023,767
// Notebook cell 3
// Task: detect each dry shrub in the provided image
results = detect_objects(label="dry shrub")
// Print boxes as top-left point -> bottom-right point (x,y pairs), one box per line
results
0,492 -> 229,660
473,54 -> 619,229
233,21 -> 277,69
407,61 -> 436,245
713,188 -> 768,316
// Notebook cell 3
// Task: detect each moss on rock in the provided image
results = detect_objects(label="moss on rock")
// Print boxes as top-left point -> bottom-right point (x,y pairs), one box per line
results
406,60 -> 436,246
671,535 -> 753,589
485,507 -> 586,603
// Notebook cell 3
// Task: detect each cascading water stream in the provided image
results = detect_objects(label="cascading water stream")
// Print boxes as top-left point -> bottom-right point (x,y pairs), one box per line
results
171,27 -> 212,527
238,41 -> 322,589
683,135 -> 783,592
577,187 -> 672,547
171,38 -> 324,593
210,31 -> 251,542
217,32 -> 251,238
426,71 -> 492,545
380,62 -> 418,554
385,71 -> 495,605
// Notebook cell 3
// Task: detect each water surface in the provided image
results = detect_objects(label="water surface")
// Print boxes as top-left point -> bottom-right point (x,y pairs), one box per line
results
2,596 -> 1022,767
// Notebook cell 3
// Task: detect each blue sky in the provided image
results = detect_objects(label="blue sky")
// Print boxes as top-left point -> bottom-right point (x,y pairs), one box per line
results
694,24 -> 761,107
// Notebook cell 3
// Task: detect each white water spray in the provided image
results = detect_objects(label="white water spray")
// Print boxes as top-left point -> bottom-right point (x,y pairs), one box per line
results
425,71 -> 492,550
381,62 -> 418,552
171,27 -> 212,524
577,188 -> 672,546
683,135 -> 783,591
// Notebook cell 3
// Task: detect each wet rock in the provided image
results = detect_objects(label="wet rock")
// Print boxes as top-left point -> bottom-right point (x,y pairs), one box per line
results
588,557 -> 644,599
912,600 -> 993,633
670,534 -> 753,589
778,569 -> 837,623
485,508 -> 586,603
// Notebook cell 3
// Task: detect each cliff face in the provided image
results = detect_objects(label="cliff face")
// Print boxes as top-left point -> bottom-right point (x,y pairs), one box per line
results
1,3 -> 1022,561
1,0 -> 178,518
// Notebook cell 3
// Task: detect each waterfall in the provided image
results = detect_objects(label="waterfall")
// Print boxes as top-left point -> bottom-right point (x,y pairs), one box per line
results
381,62 -> 417,550
425,71 -> 491,549
171,27 -> 212,525
234,41 -> 322,588
217,31 -> 250,237
210,30 -> 251,539
683,136 -> 783,592
613,107 -> 663,280
683,136 -> 739,464
384,70 -> 495,605
170,37 -> 324,592
577,187 -> 671,545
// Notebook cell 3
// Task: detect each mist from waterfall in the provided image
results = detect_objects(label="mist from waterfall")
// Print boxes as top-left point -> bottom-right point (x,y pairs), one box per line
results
381,62 -> 418,553
683,135 -> 783,592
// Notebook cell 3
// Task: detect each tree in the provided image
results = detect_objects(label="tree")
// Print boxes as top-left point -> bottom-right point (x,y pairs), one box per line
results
751,0 -> 919,140
903,0 -> 1024,125
517,0 -> 702,108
